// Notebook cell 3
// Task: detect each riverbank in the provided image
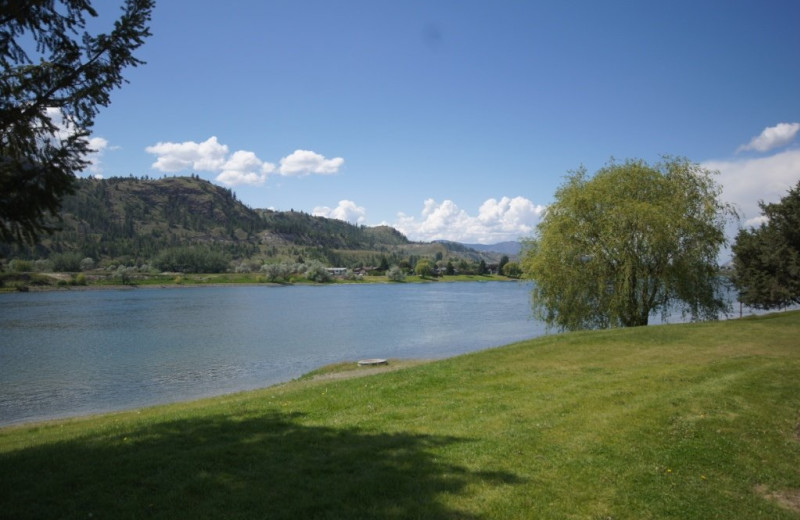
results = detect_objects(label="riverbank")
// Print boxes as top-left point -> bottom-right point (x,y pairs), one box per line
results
2,310 -> 799,518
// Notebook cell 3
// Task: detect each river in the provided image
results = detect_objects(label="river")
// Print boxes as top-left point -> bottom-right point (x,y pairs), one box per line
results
1,282 -> 544,426
1,280 -> 785,427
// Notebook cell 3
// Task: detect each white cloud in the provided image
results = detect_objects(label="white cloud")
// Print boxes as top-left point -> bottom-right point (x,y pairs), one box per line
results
704,148 -> 800,225
744,215 -> 769,228
146,136 -> 229,172
215,150 -> 276,186
86,136 -> 109,175
393,197 -> 545,244
737,122 -> 800,153
313,200 -> 367,225
145,138 -> 344,187
279,149 -> 344,176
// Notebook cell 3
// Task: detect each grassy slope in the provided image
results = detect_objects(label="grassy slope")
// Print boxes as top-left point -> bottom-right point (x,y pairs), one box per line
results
1,312 -> 799,519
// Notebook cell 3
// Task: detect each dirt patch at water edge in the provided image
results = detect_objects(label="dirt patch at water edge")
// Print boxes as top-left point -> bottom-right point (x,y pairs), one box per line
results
305,359 -> 436,383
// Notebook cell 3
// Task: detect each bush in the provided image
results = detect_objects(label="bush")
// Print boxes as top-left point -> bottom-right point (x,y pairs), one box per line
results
8,259 -> 33,272
152,246 -> 230,273
415,259 -> 433,278
260,263 -> 293,282
79,257 -> 95,271
387,265 -> 406,282
301,261 -> 332,283
234,260 -> 261,274
502,262 -> 522,278
113,266 -> 137,285
34,259 -> 52,272
51,252 -> 83,272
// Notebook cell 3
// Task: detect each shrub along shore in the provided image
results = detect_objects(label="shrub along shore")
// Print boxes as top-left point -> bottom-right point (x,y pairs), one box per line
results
2,311 -> 799,518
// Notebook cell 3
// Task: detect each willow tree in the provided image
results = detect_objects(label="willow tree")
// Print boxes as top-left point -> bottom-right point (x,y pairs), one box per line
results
522,157 -> 735,330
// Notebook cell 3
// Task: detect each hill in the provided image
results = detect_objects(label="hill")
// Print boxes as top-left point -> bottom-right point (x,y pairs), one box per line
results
1,176 -> 501,270
2,311 -> 799,518
461,240 -> 523,257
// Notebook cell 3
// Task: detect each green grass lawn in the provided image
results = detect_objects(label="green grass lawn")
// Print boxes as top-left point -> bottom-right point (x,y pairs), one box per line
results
2,312 -> 799,519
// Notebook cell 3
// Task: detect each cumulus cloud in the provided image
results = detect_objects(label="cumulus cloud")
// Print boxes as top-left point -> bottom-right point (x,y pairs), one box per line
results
86,136 -> 110,176
215,150 -> 276,186
279,149 -> 345,176
145,136 -> 229,172
145,138 -> 343,186
704,148 -> 800,227
313,200 -> 367,225
737,122 -> 800,153
393,197 -> 546,244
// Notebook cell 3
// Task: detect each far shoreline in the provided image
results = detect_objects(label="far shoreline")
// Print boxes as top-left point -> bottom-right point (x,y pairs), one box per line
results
1,272 -> 519,294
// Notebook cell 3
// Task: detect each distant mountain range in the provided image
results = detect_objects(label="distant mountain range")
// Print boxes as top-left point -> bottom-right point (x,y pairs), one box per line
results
436,240 -> 522,257
462,241 -> 523,256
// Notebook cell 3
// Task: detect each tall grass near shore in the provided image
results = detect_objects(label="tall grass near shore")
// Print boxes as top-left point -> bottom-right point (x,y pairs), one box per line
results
2,312 -> 799,519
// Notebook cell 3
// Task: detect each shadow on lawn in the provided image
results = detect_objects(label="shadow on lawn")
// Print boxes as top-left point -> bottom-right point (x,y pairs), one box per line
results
1,411 -> 522,519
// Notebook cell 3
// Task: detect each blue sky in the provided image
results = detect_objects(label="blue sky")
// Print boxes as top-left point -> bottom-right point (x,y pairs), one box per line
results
84,1 -> 800,244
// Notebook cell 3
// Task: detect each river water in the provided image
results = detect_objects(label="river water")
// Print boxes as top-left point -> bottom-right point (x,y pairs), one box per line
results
1,282 -> 546,426
1,281 -> 785,427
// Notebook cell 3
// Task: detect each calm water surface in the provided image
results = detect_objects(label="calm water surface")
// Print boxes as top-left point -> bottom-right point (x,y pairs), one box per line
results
1,282 -> 544,425
1,281 -> 784,426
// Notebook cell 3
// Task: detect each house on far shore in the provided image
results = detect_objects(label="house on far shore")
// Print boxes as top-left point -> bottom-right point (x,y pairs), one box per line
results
325,267 -> 348,276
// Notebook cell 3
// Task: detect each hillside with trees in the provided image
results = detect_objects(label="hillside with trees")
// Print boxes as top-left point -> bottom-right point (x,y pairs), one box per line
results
0,176 -> 506,276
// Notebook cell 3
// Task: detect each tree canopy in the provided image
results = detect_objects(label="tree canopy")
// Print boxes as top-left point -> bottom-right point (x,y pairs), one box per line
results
731,181 -> 800,309
522,157 -> 734,331
1,0 -> 154,245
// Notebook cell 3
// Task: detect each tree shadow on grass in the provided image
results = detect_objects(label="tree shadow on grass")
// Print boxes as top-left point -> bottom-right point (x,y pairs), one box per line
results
1,411 -> 522,519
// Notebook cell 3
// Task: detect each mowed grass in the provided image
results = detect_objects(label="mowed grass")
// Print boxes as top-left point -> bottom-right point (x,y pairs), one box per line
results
2,312 -> 799,519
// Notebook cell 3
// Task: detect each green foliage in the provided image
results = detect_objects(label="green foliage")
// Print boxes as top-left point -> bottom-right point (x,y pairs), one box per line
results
300,261 -> 332,283
732,181 -> 800,309
502,261 -> 522,278
152,246 -> 230,274
387,265 -> 406,282
50,252 -> 83,272
0,0 -> 154,245
498,255 -> 509,274
523,157 -> 734,330
7,259 -> 32,272
415,258 -> 433,278
260,262 -> 294,283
